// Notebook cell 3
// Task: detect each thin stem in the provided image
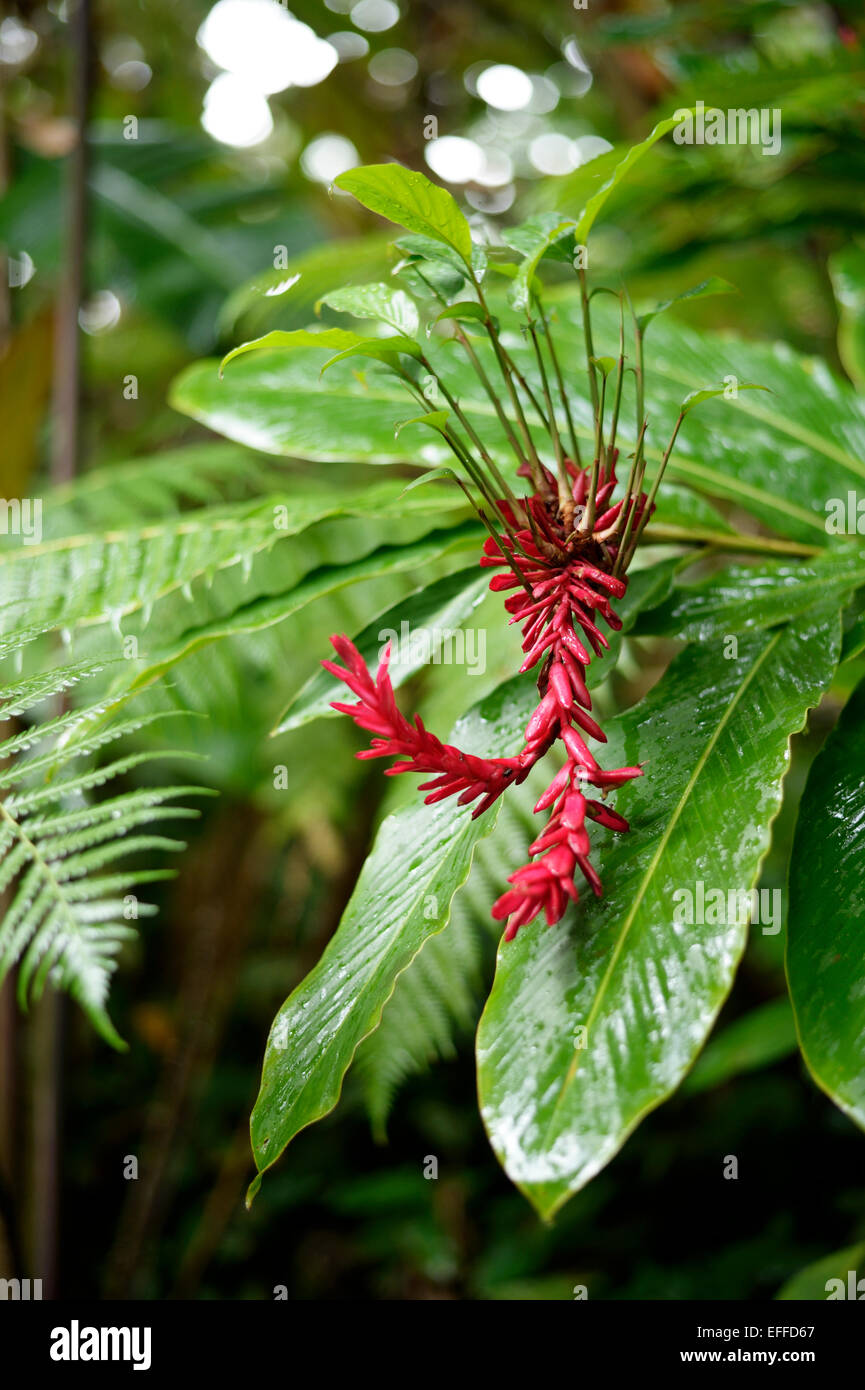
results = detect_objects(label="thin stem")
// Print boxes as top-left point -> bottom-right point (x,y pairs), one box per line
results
639,526 -> 822,558
612,418 -> 649,575
581,370 -> 607,536
607,299 -> 626,457
418,353 -> 520,512
453,327 -> 528,469
578,267 -> 600,419
539,304 -> 582,469
622,410 -> 685,570
469,269 -> 545,491
528,321 -> 571,527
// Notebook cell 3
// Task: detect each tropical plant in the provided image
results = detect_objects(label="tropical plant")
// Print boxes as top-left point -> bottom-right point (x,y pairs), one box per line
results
5,127 -> 865,1225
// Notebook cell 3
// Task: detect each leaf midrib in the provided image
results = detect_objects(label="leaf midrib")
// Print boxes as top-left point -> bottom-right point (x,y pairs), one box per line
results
541,629 -> 782,1142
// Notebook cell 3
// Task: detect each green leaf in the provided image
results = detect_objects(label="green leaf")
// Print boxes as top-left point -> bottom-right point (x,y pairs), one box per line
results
681,998 -> 797,1096
829,243 -> 865,391
317,282 -> 420,338
636,549 -> 865,642
0,480 -> 466,638
681,383 -> 770,414
0,660 -> 208,1046
777,1245 -> 865,1301
572,113 -> 689,243
430,301 -> 486,331
320,334 -> 422,373
395,412 -> 450,438
247,676 -> 532,1199
108,524 -> 483,706
476,604 -> 842,1219
275,567 -> 489,733
219,328 -> 363,376
510,218 -> 576,313
637,277 -> 737,334
590,355 -> 617,378
787,674 -> 865,1132
335,164 -> 474,266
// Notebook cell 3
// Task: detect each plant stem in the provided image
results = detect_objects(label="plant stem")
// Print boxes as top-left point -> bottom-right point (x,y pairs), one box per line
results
469,270 -> 545,491
579,267 -> 600,420
528,321 -> 571,526
639,526 -> 823,558
622,410 -> 684,570
539,305 -> 582,469
581,370 -> 607,536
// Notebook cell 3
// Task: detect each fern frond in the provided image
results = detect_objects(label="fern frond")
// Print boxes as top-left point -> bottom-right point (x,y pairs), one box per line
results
42,443 -> 288,538
0,651 -> 210,1047
0,477 -> 468,641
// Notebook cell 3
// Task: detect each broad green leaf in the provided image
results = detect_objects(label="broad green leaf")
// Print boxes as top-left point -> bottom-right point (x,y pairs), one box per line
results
681,998 -> 797,1096
335,164 -> 473,266
317,282 -> 419,338
681,383 -> 770,414
0,480 -> 468,638
787,674 -> 865,1131
219,233 -> 393,338
219,328 -> 362,375
347,559 -> 682,1131
777,1245 -> 865,1301
109,523 -> 483,706
477,604 -> 842,1219
637,277 -> 737,334
275,566 -> 489,733
247,674 -> 531,1201
173,286 -> 865,547
636,549 -> 865,641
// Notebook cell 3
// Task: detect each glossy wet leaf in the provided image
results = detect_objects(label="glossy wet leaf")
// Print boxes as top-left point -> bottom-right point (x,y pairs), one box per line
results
636,549 -> 865,641
275,566 -> 489,733
172,287 -> 863,546
476,605 -> 842,1219
787,675 -> 865,1132
317,282 -> 420,338
247,677 -> 530,1201
335,164 -> 473,265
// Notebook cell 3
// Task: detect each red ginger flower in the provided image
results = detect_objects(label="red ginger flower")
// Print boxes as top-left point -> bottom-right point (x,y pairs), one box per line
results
324,454 -> 649,940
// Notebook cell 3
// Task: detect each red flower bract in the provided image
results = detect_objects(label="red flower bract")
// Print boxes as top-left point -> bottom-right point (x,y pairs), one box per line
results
324,454 -> 649,940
